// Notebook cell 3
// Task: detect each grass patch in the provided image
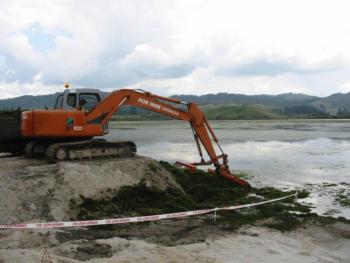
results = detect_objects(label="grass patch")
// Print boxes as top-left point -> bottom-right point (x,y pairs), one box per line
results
203,105 -> 282,120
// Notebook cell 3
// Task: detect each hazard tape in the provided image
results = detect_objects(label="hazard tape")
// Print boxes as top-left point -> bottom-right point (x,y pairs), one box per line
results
0,193 -> 296,230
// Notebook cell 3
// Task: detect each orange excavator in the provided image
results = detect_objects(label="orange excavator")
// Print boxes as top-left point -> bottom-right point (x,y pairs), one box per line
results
0,85 -> 250,187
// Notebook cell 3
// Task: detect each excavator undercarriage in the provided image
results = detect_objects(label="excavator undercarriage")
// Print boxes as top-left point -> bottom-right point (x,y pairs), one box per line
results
25,140 -> 137,162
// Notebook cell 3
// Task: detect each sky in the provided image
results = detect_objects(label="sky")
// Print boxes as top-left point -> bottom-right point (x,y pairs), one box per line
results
0,0 -> 350,99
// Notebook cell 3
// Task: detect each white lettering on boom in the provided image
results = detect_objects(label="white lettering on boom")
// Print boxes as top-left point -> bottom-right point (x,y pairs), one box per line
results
137,98 -> 180,116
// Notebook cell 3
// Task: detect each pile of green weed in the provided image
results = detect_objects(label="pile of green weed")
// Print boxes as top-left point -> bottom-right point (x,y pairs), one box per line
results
71,161 -> 321,232
159,161 -> 251,207
74,183 -> 196,220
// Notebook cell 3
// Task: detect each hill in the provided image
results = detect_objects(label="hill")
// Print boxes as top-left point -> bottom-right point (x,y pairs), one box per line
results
173,92 -> 350,118
203,105 -> 282,120
0,91 -> 349,119
172,92 -> 317,107
0,93 -> 59,110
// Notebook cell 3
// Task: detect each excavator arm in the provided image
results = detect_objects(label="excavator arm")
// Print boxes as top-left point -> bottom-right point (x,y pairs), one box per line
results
86,89 -> 250,187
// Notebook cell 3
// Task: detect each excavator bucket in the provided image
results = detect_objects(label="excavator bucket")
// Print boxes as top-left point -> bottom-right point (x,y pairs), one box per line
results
219,168 -> 251,188
174,161 -> 251,188
174,161 -> 197,172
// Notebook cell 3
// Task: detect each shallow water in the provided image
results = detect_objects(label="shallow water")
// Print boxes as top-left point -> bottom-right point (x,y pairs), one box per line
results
106,120 -> 350,218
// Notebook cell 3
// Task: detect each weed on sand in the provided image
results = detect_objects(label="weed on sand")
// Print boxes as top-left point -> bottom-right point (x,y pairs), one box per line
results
69,161 -> 348,236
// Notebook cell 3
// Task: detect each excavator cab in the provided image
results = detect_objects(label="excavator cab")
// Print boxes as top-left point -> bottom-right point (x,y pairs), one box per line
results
54,89 -> 105,111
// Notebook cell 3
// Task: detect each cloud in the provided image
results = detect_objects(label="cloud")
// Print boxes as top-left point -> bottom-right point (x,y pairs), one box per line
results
0,72 -> 64,99
25,24 -> 56,53
336,83 -> 350,93
125,67 -> 309,96
0,0 -> 350,98
216,55 -> 347,77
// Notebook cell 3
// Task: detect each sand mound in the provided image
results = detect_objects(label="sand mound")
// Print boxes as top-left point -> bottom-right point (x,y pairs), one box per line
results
0,156 -> 182,223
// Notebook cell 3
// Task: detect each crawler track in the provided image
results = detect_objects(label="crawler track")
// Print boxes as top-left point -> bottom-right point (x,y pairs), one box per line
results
45,140 -> 137,162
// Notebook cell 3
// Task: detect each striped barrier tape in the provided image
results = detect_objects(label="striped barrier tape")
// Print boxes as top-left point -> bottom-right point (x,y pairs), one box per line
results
0,193 -> 296,230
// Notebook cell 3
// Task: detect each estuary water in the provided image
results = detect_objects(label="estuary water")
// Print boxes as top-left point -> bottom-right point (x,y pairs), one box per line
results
107,120 -> 350,218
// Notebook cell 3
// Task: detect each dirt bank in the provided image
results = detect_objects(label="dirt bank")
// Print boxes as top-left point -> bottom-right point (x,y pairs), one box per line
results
0,156 -> 181,223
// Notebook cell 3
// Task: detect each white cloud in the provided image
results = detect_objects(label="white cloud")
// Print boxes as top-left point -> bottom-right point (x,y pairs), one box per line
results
126,68 -> 309,96
0,72 -> 65,99
337,83 -> 350,93
0,0 -> 350,99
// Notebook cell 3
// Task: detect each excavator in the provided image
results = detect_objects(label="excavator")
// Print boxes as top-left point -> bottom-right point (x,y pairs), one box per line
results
0,84 -> 250,187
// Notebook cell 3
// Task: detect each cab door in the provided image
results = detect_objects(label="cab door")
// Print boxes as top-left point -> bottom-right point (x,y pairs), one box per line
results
77,93 -> 101,111
60,89 -> 103,111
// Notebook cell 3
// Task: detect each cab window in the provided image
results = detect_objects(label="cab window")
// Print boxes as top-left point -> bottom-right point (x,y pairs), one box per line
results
67,93 -> 77,108
79,93 -> 101,111
55,95 -> 63,109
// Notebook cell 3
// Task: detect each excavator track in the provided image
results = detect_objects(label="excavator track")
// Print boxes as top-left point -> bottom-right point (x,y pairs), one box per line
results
46,140 -> 137,163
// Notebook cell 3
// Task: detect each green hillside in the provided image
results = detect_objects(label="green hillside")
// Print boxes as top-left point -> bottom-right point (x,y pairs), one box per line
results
204,105 -> 282,120
1,91 -> 349,119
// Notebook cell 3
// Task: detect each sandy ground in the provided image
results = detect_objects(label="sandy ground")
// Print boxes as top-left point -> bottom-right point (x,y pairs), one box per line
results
188,224 -> 350,263
1,223 -> 349,263
0,156 -> 349,262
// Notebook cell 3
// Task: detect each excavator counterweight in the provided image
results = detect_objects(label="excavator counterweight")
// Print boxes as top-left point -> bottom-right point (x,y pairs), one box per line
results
0,87 -> 251,188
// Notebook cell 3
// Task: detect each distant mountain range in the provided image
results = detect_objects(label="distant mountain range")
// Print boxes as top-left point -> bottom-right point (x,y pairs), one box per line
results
173,92 -> 317,106
173,92 -> 350,115
0,93 -> 60,110
1,91 -> 350,119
